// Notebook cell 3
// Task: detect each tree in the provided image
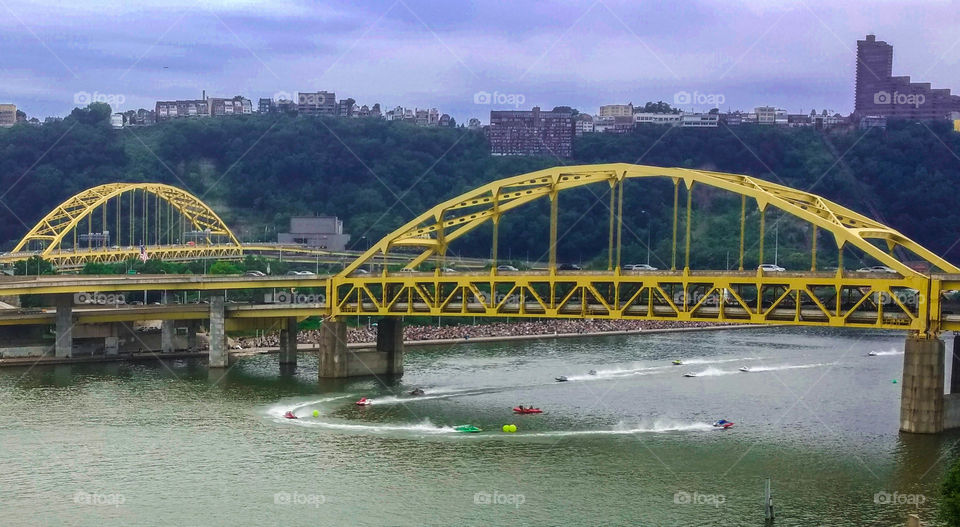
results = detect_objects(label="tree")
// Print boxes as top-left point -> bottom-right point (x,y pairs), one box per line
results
14,256 -> 53,276
942,457 -> 960,526
642,101 -> 678,114
209,261 -> 241,275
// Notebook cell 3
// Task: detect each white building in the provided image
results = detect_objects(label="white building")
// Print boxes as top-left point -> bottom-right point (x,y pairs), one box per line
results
110,113 -> 124,129
680,113 -> 719,127
599,103 -> 633,117
575,114 -> 594,135
634,113 -> 682,126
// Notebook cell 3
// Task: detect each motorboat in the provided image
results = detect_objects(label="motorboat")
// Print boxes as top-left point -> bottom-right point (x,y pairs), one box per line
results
672,360 -> 683,366
454,425 -> 482,433
555,376 -> 568,382
355,397 -> 373,406
513,407 -> 543,414
409,388 -> 425,396
683,372 -> 697,378
587,370 -> 597,376
712,419 -> 734,429
739,367 -> 751,373
283,411 -> 297,419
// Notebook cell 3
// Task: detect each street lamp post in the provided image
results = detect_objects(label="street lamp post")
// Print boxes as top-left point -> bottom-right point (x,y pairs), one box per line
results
641,210 -> 651,266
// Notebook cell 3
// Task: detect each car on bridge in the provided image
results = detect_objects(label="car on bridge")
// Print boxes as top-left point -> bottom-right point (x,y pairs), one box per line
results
244,270 -> 265,277
558,263 -> 582,271
497,265 -> 519,272
857,265 -> 897,273
758,264 -> 786,272
623,264 -> 657,271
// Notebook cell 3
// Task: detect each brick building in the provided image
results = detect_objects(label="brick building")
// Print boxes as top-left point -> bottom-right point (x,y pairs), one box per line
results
487,107 -> 574,157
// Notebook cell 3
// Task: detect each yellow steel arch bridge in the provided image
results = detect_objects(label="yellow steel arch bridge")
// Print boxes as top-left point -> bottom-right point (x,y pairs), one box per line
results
3,164 -> 959,336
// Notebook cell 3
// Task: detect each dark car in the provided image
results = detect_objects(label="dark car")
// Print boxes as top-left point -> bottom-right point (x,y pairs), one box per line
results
558,263 -> 582,271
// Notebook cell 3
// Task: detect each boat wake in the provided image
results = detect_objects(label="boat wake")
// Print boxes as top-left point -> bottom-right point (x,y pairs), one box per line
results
289,416 -> 458,435
523,419 -> 716,437
746,363 -> 831,372
868,349 -> 903,356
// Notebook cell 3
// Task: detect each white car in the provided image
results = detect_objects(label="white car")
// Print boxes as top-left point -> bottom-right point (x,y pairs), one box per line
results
624,264 -> 657,271
497,265 -> 519,271
758,264 -> 786,272
857,265 -> 897,273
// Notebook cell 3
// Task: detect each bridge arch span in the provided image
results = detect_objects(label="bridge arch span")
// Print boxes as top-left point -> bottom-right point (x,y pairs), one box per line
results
340,164 -> 958,278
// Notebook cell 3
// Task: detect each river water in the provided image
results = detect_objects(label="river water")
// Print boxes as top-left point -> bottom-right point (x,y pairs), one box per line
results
0,326 -> 955,526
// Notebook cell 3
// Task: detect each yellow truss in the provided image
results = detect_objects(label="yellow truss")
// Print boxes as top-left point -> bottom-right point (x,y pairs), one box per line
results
11,183 -> 240,256
338,163 -> 959,278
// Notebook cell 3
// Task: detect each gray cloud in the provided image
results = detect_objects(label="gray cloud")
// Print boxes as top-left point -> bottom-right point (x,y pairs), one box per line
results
1,0 -> 958,121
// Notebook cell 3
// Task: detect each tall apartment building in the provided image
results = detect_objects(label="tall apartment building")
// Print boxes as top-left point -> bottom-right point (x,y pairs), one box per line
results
854,34 -> 960,119
298,91 -> 336,116
0,104 -> 16,127
599,103 -> 634,117
487,106 -> 575,157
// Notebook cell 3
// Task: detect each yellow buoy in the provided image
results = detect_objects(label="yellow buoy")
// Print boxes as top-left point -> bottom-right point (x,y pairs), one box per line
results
502,424 -> 510,432
312,410 -> 320,418
509,424 -> 517,433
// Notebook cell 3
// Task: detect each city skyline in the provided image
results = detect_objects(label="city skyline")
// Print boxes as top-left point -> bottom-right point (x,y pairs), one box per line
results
3,1 -> 960,121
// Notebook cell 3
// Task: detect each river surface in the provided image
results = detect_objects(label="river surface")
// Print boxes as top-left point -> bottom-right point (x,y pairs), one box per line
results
0,326 -> 955,526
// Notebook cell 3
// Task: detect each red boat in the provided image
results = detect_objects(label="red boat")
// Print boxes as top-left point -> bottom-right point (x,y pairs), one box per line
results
513,407 -> 542,414
713,419 -> 734,429
283,411 -> 297,419
356,397 -> 372,406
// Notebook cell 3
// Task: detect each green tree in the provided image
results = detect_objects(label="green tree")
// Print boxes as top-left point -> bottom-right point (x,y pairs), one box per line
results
209,261 -> 241,275
942,457 -> 960,526
14,256 -> 53,275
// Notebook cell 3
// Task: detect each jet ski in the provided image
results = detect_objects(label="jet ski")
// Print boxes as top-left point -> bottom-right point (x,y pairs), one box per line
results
555,376 -> 568,382
409,388 -> 425,396
587,370 -> 597,376
283,411 -> 297,419
712,419 -> 734,429
683,372 -> 697,378
513,407 -> 543,414
739,367 -> 751,372
355,397 -> 373,406
454,425 -> 482,433
672,360 -> 683,366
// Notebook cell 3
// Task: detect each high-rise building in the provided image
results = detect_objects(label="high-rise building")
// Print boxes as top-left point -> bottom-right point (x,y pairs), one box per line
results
0,104 -> 16,127
487,106 -> 575,157
854,34 -> 960,119
298,91 -> 336,116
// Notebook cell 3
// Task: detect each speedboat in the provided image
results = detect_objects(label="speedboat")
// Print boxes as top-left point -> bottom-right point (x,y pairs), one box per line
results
555,376 -> 568,382
513,407 -> 543,414
712,419 -> 734,429
409,388 -> 425,396
683,372 -> 697,378
355,397 -> 372,406
739,367 -> 751,373
867,351 -> 878,356
672,360 -> 683,366
283,411 -> 298,419
454,424 -> 482,433
587,370 -> 597,376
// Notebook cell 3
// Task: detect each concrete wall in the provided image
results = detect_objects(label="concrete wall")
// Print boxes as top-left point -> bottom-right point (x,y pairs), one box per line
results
944,394 -> 960,430
346,350 -> 390,376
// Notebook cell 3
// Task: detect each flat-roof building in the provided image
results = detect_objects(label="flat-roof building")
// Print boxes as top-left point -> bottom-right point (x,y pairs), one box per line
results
487,107 -> 574,157
0,104 -> 16,128
278,216 -> 350,250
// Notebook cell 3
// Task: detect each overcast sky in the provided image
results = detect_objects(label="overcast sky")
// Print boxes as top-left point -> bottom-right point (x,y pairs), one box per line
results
2,0 -> 959,121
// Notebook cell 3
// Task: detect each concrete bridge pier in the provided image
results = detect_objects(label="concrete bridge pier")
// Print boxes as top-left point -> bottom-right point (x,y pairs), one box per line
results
160,291 -> 174,353
318,320 -> 347,378
377,318 -> 404,376
208,296 -> 227,368
279,317 -> 298,366
900,335 -> 944,434
187,321 -> 198,352
54,294 -> 73,358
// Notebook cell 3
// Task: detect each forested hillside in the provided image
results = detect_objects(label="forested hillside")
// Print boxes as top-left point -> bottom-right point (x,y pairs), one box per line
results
1,103 -> 959,270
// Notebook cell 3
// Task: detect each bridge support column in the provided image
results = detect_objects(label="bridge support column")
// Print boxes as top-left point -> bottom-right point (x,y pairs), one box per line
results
187,321 -> 198,352
900,335 -> 944,434
318,320 -> 347,378
951,334 -> 960,395
160,291 -> 174,353
377,318 -> 404,376
208,296 -> 228,368
279,317 -> 298,366
55,294 -> 73,358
